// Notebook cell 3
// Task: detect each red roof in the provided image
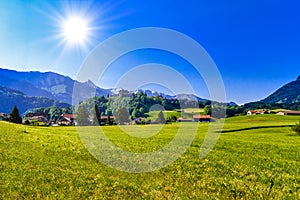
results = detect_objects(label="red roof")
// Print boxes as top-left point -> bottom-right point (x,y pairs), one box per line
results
61,114 -> 77,119
280,111 -> 300,115
193,115 -> 211,119
177,118 -> 193,121
100,116 -> 115,119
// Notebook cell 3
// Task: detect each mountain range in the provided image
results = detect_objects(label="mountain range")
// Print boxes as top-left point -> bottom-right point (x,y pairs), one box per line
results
0,67 -> 299,113
135,89 -> 206,101
0,68 -> 112,105
0,85 -> 69,114
0,68 -> 113,113
0,68 -> 212,113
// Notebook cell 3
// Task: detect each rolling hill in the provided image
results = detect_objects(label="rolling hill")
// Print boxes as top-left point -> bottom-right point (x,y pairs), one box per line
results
0,85 -> 69,114
262,76 -> 300,104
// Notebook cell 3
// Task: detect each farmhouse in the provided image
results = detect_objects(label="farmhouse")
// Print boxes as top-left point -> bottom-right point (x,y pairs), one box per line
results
57,114 -> 77,126
0,112 -> 9,121
247,110 -> 257,115
193,115 -> 211,122
276,111 -> 300,115
177,118 -> 193,122
24,113 -> 49,124
100,116 -> 115,125
133,117 -> 149,124
247,109 -> 270,115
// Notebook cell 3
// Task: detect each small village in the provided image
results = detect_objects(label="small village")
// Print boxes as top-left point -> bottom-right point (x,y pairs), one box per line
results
1,108 -> 300,126
0,111 -> 212,126
246,109 -> 300,116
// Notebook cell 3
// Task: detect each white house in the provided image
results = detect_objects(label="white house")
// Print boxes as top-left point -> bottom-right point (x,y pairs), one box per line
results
247,110 -> 257,115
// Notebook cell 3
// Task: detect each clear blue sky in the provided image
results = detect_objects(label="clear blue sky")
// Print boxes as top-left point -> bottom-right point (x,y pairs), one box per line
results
0,0 -> 300,104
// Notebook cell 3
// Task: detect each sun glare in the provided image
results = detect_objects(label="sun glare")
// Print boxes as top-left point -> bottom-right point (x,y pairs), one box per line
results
62,17 -> 89,43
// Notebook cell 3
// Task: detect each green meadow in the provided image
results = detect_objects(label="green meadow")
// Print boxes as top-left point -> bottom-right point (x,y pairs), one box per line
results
1,115 -> 300,199
147,108 -> 205,120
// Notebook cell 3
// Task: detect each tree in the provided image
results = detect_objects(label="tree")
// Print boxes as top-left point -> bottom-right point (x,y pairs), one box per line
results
292,120 -> 300,135
49,106 -> 62,121
132,108 -> 141,119
156,111 -> 166,124
91,104 -> 101,126
77,104 -> 90,126
167,115 -> 177,122
115,107 -> 130,124
204,105 -> 212,115
106,114 -> 113,125
139,107 -> 146,116
9,106 -> 22,124
226,106 -> 236,117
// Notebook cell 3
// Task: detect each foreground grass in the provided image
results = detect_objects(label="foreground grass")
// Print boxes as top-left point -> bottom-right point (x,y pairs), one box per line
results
0,115 -> 300,199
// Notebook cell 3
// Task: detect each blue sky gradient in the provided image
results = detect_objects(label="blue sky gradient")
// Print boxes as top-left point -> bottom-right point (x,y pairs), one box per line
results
0,0 -> 299,104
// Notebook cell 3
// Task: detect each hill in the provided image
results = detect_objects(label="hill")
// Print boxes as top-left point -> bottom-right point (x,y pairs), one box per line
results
0,85 -> 69,114
262,76 -> 300,104
0,68 -> 112,104
244,76 -> 300,110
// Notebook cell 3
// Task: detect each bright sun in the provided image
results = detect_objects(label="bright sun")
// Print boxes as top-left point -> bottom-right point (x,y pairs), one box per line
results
63,17 -> 89,43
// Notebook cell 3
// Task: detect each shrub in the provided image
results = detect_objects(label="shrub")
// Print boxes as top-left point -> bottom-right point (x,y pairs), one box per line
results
166,115 -> 177,122
291,120 -> 300,135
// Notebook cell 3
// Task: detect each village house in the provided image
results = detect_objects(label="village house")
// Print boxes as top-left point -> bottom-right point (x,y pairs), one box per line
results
247,109 -> 270,115
276,111 -> 300,116
0,112 -> 9,121
57,114 -> 77,126
132,117 -> 149,124
176,115 -> 211,122
247,110 -> 257,115
176,118 -> 193,122
57,114 -> 115,126
99,116 -> 115,125
24,112 -> 49,124
193,115 -> 211,122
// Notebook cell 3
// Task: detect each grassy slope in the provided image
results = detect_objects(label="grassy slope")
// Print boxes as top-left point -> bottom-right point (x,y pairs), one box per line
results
147,109 -> 205,120
0,115 -> 300,199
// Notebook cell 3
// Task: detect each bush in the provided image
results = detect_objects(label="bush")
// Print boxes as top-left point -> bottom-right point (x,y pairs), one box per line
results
291,120 -> 300,135
166,115 -> 177,122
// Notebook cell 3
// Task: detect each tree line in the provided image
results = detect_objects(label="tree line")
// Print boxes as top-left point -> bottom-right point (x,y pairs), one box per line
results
9,90 -> 300,124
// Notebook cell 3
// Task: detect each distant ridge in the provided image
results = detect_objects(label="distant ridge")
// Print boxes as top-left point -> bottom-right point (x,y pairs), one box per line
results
261,76 -> 300,104
0,68 -> 211,104
0,85 -> 69,114
0,67 -> 237,113
0,68 -> 112,104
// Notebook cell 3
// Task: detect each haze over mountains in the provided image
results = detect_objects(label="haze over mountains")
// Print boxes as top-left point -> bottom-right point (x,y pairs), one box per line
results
0,85 -> 69,114
0,68 -> 111,105
0,68 -> 211,112
0,67 -> 299,113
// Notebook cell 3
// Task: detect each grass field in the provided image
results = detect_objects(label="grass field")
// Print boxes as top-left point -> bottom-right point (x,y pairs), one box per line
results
1,115 -> 300,199
147,108 -> 204,120
182,108 -> 205,114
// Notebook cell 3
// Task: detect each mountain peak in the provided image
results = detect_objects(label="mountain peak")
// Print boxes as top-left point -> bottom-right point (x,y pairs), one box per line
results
261,76 -> 300,104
